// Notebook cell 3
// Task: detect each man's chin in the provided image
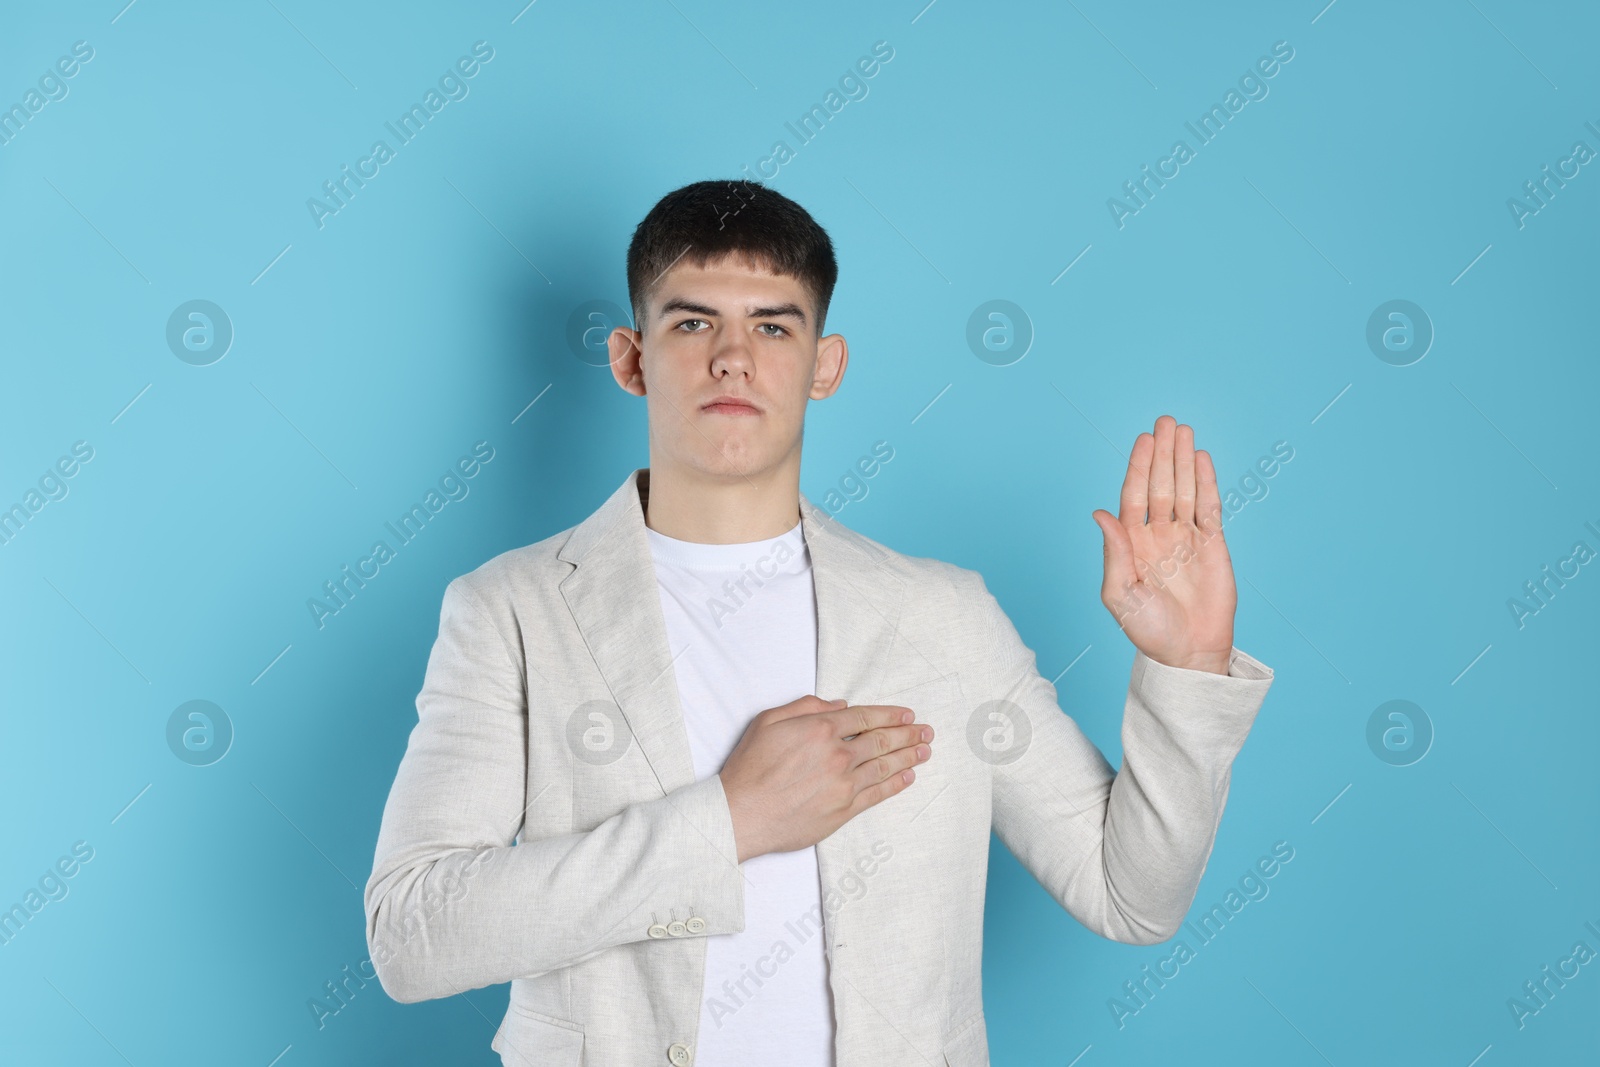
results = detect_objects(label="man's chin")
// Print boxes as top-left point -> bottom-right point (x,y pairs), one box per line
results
686,448 -> 773,482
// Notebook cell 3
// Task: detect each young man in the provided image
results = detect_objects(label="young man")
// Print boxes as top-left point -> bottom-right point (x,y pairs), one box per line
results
364,180 -> 1274,1067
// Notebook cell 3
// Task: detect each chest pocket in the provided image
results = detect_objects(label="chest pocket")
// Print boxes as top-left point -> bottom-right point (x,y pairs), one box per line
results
870,671 -> 964,744
856,671 -> 969,802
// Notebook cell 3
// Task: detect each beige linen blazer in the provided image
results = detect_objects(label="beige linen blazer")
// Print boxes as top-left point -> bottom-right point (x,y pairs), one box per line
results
364,466 -> 1274,1066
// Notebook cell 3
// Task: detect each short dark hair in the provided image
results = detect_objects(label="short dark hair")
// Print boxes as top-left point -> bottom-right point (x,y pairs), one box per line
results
626,179 -> 838,337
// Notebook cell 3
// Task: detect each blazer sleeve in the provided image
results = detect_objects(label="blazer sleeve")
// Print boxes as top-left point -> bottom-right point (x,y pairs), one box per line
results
363,575 -> 747,1004
965,568 -> 1274,945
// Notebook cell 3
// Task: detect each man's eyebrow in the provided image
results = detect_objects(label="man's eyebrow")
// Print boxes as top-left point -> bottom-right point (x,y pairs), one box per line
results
657,298 -> 807,327
747,302 -> 808,326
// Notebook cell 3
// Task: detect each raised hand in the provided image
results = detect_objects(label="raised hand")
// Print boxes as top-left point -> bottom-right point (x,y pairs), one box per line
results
1090,415 -> 1236,675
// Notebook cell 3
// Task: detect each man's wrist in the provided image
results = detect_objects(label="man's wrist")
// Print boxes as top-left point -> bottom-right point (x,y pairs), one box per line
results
1149,648 -> 1232,676
720,774 -> 764,864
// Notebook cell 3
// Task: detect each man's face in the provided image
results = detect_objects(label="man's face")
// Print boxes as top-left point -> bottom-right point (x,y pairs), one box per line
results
608,254 -> 847,482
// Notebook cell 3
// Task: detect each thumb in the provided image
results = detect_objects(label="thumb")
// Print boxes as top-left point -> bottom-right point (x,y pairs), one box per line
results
1092,510 -> 1137,600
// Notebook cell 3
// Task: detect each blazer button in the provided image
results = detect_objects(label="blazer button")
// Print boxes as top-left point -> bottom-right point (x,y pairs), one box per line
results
668,1041 -> 693,1065
648,924 -> 669,938
667,920 -> 687,937
685,916 -> 706,934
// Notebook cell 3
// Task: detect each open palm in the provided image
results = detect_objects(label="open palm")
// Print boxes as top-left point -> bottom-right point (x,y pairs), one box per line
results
1091,415 -> 1236,675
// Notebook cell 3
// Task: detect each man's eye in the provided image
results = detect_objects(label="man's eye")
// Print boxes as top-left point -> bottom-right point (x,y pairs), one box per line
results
676,319 -> 707,332
759,324 -> 787,337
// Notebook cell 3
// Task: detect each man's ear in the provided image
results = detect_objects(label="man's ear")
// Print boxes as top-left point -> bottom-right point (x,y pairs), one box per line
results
810,332 -> 848,400
608,326 -> 646,396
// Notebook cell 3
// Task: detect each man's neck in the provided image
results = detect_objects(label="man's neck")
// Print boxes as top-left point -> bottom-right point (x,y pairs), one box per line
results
639,462 -> 801,545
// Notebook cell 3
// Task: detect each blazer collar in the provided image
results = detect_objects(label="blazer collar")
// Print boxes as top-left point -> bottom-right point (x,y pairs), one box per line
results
557,467 -> 908,798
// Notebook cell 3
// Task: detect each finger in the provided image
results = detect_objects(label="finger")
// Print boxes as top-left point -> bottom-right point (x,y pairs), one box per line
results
1174,422 -> 1196,525
845,722 -> 932,767
1093,508 -> 1136,599
850,740 -> 929,798
848,764 -> 917,818
826,702 -> 913,739
1117,432 -> 1154,526
1148,415 -> 1176,523
764,694 -> 852,723
1195,449 -> 1226,542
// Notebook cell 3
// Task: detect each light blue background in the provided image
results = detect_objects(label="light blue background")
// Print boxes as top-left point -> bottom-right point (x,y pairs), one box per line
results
2,1 -> 1596,1063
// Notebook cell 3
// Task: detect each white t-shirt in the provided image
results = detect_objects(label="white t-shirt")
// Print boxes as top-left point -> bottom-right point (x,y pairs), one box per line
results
645,517 -> 836,1067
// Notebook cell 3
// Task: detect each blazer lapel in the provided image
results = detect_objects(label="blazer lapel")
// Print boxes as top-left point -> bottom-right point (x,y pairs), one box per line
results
801,494 -> 911,734
558,468 -> 698,797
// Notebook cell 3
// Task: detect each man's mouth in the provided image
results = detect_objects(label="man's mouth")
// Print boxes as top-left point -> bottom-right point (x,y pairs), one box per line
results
702,396 -> 760,415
